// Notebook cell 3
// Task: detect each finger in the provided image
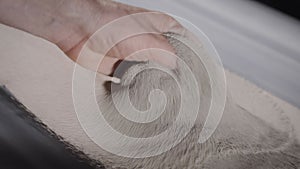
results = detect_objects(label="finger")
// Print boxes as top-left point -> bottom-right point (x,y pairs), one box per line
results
66,44 -> 121,75
98,56 -> 120,75
107,33 -> 177,69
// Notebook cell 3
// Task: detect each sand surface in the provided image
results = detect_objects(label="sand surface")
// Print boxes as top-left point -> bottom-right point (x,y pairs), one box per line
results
0,23 -> 299,167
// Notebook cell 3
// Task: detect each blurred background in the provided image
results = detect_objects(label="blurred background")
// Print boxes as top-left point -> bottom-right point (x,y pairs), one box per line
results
0,0 -> 299,169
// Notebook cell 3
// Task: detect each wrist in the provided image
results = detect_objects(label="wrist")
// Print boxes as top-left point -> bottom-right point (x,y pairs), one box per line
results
49,0 -> 104,51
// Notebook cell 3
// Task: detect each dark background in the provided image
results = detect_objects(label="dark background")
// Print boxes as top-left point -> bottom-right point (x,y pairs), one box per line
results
254,0 -> 300,20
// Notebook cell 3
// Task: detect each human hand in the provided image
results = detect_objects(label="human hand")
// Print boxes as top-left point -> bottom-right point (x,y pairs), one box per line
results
0,0 -> 185,75
61,1 -> 185,75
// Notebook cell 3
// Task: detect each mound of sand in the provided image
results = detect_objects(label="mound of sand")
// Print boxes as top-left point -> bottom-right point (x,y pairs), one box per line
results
0,24 -> 299,168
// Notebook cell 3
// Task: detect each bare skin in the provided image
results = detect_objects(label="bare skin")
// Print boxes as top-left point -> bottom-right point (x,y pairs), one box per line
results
0,0 -> 183,75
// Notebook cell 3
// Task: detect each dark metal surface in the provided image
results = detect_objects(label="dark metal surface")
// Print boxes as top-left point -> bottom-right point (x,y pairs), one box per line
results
0,86 -> 104,169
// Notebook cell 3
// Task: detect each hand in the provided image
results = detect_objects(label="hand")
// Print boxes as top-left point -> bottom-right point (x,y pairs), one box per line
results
64,1 -> 185,75
0,0 -> 185,75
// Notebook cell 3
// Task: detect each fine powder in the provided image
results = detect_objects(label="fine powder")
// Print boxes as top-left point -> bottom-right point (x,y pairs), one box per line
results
95,34 -> 300,169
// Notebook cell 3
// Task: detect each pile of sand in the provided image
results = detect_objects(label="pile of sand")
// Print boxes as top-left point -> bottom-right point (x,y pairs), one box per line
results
0,24 -> 299,168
